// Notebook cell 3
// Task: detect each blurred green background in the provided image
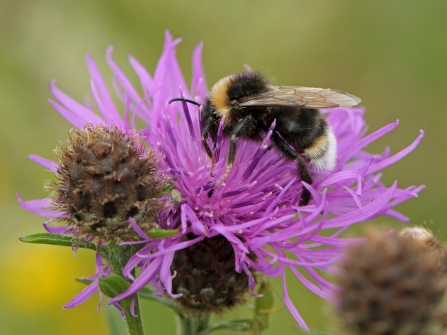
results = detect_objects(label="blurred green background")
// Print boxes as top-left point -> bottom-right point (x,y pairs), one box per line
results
1,0 -> 446,334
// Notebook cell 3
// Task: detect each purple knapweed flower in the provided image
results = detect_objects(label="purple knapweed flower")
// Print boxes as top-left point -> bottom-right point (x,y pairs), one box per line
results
20,31 -> 424,329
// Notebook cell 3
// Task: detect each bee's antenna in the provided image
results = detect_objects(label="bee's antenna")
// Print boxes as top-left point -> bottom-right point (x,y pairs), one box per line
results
168,97 -> 201,106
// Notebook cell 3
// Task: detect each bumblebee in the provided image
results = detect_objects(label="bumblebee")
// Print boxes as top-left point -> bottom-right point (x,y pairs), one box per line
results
171,72 -> 360,205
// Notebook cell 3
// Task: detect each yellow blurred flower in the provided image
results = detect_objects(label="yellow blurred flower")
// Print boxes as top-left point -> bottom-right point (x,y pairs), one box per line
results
1,243 -> 95,314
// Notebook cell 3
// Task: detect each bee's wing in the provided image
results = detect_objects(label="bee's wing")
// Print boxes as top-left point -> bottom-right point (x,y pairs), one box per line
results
238,85 -> 361,108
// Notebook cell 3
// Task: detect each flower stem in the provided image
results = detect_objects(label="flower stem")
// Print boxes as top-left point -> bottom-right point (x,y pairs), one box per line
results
122,296 -> 144,335
104,243 -> 145,335
175,313 -> 210,335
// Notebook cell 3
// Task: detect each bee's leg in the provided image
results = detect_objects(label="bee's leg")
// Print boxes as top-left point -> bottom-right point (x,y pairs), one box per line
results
216,115 -> 253,188
202,118 -> 216,177
297,156 -> 312,206
270,132 -> 313,206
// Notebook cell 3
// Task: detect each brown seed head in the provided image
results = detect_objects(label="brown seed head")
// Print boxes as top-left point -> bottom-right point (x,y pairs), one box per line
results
48,124 -> 170,243
337,230 -> 447,335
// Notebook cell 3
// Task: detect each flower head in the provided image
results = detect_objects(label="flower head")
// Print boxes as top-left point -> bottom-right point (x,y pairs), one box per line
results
48,123 -> 169,244
337,230 -> 447,335
20,31 -> 424,329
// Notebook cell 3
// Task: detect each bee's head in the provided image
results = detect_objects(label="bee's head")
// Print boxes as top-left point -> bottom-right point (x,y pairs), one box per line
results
210,72 -> 269,113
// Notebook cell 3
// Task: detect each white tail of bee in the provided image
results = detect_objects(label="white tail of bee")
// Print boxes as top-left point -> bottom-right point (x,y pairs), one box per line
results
307,126 -> 337,171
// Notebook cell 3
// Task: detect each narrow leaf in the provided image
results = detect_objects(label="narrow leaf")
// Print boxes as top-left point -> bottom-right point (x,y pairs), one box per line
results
146,229 -> 180,239
19,232 -> 97,251
75,278 -> 94,285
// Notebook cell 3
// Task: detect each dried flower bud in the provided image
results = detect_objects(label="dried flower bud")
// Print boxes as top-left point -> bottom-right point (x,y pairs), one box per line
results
171,235 -> 250,313
337,231 -> 447,335
48,124 -> 169,243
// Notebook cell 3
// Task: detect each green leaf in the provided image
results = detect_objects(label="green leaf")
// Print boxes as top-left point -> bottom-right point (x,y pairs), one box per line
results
98,274 -> 130,298
19,232 -> 97,251
198,319 -> 254,335
75,278 -> 94,285
146,229 -> 180,239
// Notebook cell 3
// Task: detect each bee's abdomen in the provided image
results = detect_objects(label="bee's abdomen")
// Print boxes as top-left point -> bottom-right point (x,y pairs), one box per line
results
304,123 -> 337,171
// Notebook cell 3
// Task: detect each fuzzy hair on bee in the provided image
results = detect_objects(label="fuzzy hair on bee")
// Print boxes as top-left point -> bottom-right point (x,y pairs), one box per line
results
170,72 -> 360,205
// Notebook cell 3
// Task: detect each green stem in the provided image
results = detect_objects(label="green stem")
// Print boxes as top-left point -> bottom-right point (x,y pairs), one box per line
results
121,296 -> 144,335
175,313 -> 210,335
105,243 -> 140,274
104,243 -> 145,335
